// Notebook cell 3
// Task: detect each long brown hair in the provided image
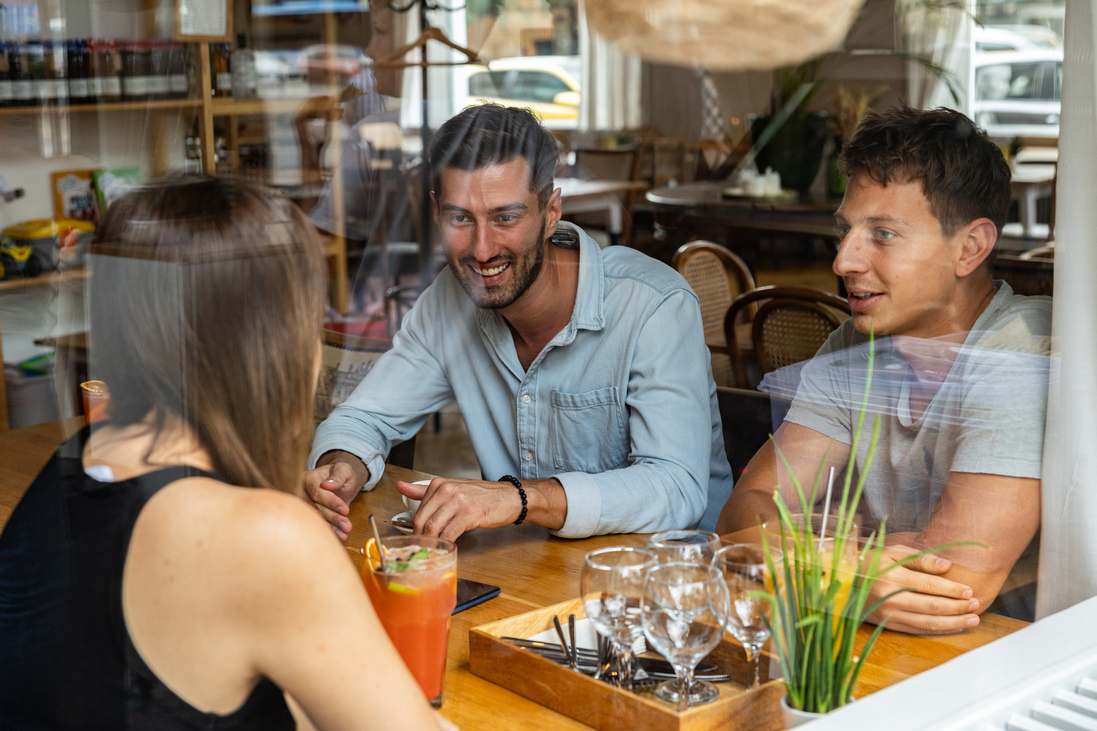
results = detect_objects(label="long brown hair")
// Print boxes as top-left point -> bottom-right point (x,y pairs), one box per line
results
91,177 -> 327,493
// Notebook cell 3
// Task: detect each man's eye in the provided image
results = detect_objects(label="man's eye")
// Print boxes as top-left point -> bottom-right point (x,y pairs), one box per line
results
449,214 -> 470,224
497,214 -> 518,223
874,229 -> 896,241
834,225 -> 850,239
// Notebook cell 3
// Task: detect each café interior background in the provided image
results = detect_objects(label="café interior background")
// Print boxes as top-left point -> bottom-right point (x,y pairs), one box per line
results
3,0 -> 1095,618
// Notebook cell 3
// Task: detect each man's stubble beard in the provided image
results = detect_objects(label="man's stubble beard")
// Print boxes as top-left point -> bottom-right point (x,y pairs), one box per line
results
450,216 -> 548,310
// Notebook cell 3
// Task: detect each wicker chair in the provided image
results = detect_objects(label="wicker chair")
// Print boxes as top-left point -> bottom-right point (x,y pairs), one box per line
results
723,286 -> 850,389
673,241 -> 756,387
315,329 -> 416,469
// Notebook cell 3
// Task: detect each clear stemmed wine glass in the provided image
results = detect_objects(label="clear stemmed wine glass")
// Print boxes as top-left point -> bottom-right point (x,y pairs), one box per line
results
647,530 -> 722,565
715,543 -> 780,689
581,547 -> 657,691
641,562 -> 731,712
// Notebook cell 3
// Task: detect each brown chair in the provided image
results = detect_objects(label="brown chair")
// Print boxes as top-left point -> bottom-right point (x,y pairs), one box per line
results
723,286 -> 851,389
672,241 -> 756,387
315,329 -> 416,469
568,147 -> 642,246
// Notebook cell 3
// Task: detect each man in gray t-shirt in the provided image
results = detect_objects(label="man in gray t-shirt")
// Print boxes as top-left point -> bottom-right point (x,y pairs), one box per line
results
776,283 -> 1050,536
717,105 -> 1050,634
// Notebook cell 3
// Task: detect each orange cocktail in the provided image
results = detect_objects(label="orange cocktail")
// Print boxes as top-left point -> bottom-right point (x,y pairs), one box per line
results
362,536 -> 457,707
80,380 -> 110,425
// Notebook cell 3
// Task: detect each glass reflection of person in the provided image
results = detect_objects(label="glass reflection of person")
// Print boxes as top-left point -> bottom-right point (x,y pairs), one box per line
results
0,179 -> 448,730
304,104 -> 733,541
717,105 -> 1051,633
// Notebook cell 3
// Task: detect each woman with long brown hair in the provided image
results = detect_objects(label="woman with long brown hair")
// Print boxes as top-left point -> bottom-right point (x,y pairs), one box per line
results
0,177 -> 446,730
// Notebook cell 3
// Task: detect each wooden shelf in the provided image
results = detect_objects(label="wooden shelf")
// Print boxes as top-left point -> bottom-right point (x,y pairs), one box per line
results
0,267 -> 88,293
210,95 -> 336,117
0,99 -> 202,116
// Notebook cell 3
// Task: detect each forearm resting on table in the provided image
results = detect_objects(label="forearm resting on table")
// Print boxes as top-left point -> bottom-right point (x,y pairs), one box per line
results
887,473 -> 1041,614
885,532 -> 1015,616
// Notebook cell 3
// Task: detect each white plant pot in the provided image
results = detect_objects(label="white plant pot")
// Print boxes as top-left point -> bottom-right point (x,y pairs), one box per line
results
780,695 -> 826,728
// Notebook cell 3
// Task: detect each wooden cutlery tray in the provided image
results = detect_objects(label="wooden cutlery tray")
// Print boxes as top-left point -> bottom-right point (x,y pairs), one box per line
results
468,598 -> 785,731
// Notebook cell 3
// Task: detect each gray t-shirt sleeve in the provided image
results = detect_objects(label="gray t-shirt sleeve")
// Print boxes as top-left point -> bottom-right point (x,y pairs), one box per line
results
947,326 -> 1051,479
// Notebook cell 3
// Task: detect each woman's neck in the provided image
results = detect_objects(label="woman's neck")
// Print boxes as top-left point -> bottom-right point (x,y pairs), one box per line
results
83,414 -> 215,481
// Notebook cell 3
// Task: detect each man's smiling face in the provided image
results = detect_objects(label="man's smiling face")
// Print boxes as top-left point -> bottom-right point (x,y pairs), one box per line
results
434,157 -> 559,311
833,172 -> 972,339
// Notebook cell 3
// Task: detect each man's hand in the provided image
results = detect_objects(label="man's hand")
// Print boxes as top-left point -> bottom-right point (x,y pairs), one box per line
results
398,476 -> 566,541
864,544 -> 980,635
303,451 -> 370,541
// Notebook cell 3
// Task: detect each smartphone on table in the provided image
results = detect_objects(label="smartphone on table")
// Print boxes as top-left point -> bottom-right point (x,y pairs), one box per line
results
454,578 -> 500,614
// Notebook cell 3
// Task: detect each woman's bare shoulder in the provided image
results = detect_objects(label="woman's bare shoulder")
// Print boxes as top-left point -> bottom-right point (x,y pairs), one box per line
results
135,477 -> 341,588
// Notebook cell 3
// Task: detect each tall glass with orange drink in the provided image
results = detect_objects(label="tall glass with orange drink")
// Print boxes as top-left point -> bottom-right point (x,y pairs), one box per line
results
361,536 -> 457,707
80,380 -> 110,425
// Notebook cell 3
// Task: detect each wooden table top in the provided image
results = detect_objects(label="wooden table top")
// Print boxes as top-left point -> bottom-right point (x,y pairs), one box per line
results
0,419 -> 1028,729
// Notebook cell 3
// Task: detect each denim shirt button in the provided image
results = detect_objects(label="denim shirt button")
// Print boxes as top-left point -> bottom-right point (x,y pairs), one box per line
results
523,451 -> 534,462
522,394 -> 531,404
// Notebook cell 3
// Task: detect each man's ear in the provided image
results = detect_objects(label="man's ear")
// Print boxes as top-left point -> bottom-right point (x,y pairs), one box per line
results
956,217 -> 997,278
545,186 -> 563,234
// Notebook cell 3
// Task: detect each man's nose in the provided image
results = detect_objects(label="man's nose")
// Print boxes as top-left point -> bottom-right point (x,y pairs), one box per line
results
470,222 -> 497,261
833,233 -> 867,277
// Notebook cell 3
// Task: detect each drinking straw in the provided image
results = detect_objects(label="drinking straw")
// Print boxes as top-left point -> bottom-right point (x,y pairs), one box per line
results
368,513 -> 389,572
818,467 -> 836,552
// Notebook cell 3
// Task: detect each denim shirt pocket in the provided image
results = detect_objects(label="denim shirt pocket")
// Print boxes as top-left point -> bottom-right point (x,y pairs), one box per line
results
550,386 -> 629,473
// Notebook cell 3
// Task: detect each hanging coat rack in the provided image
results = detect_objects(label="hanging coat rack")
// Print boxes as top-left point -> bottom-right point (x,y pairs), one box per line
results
380,0 -> 478,281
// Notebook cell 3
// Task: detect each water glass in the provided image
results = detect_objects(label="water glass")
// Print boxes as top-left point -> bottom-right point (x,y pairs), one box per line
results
641,562 -> 730,712
581,547 -> 657,691
647,529 -> 721,565
715,543 -> 779,689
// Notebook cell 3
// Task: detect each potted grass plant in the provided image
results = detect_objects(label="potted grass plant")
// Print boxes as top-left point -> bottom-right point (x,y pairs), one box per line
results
757,332 -> 970,725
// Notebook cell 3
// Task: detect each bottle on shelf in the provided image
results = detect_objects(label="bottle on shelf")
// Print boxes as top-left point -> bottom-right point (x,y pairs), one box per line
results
212,43 -> 231,98
25,41 -> 44,106
10,42 -> 35,106
0,43 -> 12,108
67,39 -> 89,105
231,33 -> 256,99
96,40 -> 123,104
45,41 -> 67,106
168,41 -> 188,99
147,40 -> 169,100
121,40 -> 148,102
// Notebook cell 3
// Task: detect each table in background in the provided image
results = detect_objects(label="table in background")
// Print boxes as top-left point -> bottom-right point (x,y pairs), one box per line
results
646,182 -> 839,272
0,419 -> 1028,730
558,177 -> 649,243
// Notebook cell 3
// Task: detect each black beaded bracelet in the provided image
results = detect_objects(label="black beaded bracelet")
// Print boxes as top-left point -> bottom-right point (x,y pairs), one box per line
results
499,474 -> 528,525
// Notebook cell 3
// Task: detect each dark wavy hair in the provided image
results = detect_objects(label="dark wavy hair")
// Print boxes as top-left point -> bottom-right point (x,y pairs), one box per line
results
90,176 -> 327,493
428,103 -> 558,209
839,104 -> 1011,237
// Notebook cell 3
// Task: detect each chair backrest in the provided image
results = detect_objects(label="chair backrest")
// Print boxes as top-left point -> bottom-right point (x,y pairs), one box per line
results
315,329 -> 416,468
716,387 -> 792,480
724,286 -> 850,389
571,147 -> 643,246
673,241 -> 756,388
993,253 -> 1054,296
573,147 -> 641,184
673,241 -> 756,337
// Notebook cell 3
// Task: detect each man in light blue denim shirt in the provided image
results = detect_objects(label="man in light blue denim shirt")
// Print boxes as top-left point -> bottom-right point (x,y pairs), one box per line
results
304,105 -> 733,540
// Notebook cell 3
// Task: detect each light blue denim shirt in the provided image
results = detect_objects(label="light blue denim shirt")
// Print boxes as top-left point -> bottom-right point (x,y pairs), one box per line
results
309,223 -> 734,537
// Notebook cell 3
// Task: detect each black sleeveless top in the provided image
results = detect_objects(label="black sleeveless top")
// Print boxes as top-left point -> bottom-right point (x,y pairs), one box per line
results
0,427 -> 295,730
